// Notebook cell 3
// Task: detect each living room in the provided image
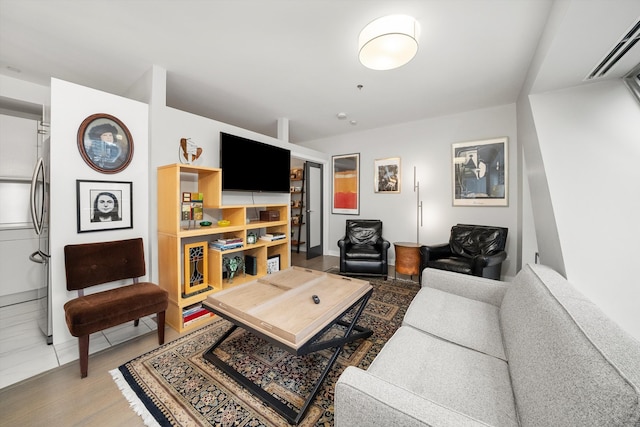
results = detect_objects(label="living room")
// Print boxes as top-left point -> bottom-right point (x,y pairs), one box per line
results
1,0 -> 640,425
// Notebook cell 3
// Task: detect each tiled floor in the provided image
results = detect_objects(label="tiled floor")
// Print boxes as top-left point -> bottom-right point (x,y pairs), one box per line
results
0,299 -> 157,389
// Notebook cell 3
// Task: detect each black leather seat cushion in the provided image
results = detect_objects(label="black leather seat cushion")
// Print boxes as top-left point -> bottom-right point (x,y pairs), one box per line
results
345,244 -> 383,260
427,258 -> 473,275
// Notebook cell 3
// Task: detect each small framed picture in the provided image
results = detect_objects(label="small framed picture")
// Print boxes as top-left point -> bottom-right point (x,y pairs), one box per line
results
76,179 -> 133,233
267,254 -> 280,274
374,157 -> 401,193
77,113 -> 134,174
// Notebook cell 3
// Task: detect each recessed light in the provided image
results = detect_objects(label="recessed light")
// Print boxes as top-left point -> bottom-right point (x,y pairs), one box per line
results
337,112 -> 348,120
350,120 -> 358,126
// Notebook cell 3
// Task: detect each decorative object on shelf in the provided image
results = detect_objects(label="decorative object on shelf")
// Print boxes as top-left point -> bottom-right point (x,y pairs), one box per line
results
217,219 -> 231,227
259,210 -> 280,221
76,179 -> 133,233
223,255 -> 245,283
246,232 -> 257,245
183,241 -> 210,296
267,254 -> 280,274
332,153 -> 360,215
200,221 -> 212,227
452,137 -> 508,206
179,138 -> 202,165
181,192 -> 204,230
77,113 -> 133,174
290,168 -> 303,180
374,157 -> 401,193
359,15 -> 420,71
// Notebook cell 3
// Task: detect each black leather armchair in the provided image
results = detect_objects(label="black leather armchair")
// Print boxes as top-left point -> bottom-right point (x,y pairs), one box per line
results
338,219 -> 390,280
419,224 -> 508,281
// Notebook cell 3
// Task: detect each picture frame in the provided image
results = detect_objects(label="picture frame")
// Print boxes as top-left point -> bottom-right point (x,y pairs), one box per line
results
267,254 -> 280,274
332,153 -> 360,215
76,179 -> 133,233
77,113 -> 134,174
183,241 -> 209,296
452,137 -> 508,206
374,157 -> 401,193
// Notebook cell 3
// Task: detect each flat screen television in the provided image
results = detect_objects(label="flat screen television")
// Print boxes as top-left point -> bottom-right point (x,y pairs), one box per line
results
220,132 -> 291,193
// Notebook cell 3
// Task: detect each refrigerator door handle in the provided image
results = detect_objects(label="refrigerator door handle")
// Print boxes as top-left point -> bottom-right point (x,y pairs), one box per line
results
29,250 -> 45,263
30,157 -> 45,235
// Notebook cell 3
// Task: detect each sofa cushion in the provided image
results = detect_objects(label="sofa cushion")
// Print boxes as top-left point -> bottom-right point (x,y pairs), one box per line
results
368,326 -> 518,427
403,287 -> 506,360
500,264 -> 640,426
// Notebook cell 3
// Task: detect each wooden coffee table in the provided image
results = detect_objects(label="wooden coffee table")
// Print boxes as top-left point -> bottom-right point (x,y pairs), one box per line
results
202,267 -> 373,424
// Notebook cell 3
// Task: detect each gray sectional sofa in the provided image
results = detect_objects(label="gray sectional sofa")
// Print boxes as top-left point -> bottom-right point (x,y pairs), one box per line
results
335,264 -> 640,426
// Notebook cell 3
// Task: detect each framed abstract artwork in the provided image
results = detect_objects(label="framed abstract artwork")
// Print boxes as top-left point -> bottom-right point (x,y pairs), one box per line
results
374,157 -> 401,193
332,153 -> 360,214
452,137 -> 508,206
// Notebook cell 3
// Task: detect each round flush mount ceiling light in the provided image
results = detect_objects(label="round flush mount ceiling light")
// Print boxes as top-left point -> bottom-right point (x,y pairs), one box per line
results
358,15 -> 420,71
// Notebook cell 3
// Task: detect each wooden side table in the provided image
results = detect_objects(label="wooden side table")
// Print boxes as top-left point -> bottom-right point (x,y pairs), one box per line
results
394,242 -> 422,281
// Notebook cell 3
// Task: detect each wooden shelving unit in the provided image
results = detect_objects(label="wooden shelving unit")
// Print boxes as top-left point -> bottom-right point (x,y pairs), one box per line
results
157,163 -> 290,333
290,166 -> 305,253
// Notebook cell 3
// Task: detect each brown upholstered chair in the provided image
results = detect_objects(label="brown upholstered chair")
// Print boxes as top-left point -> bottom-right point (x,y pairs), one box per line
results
63,238 -> 168,378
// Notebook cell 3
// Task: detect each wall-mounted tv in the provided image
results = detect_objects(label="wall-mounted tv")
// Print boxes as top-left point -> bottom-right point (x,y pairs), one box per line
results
220,132 -> 291,193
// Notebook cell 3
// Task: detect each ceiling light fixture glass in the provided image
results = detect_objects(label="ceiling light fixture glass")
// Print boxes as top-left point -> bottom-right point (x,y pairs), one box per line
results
358,15 -> 420,71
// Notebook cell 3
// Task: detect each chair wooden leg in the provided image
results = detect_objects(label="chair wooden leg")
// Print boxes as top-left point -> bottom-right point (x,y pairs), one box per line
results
78,335 -> 89,378
157,311 -> 166,345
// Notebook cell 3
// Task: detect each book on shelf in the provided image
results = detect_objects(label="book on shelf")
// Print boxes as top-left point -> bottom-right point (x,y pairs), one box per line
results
182,302 -> 204,316
216,237 -> 243,244
184,311 -> 214,326
209,241 -> 244,251
260,233 -> 287,242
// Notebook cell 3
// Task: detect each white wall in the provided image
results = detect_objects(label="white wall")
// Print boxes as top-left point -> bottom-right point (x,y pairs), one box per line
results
529,79 -> 640,340
136,66 -> 330,282
50,79 -> 149,345
300,104 -> 520,280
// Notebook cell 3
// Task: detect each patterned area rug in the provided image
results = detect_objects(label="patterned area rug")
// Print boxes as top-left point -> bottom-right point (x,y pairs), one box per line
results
111,276 -> 419,426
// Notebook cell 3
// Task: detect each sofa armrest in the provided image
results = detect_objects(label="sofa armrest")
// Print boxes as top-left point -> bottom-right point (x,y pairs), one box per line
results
420,268 -> 508,306
335,367 -> 491,427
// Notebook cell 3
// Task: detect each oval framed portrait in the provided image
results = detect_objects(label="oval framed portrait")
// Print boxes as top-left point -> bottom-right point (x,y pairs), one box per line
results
77,113 -> 134,174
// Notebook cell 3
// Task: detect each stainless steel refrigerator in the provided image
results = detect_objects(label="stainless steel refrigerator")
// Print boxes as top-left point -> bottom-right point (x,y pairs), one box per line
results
29,120 -> 52,344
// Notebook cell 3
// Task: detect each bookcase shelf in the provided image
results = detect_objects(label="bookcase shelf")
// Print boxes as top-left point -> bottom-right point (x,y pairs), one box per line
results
157,163 -> 289,333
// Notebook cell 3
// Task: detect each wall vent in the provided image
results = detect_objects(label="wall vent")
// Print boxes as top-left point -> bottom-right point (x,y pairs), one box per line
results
586,19 -> 640,80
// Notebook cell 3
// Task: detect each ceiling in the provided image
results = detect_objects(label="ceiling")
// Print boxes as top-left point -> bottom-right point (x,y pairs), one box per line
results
1,0 -> 639,143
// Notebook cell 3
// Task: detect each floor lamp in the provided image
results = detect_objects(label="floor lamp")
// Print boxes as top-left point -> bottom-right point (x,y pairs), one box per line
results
414,167 -> 423,244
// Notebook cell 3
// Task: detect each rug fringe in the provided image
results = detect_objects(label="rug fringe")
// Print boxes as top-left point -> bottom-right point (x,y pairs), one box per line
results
110,369 -> 161,427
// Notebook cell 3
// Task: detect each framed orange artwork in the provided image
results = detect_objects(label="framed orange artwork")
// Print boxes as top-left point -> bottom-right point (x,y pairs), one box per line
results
332,153 -> 359,215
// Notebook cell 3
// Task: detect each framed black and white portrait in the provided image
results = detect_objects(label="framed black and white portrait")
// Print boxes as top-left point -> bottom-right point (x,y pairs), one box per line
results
76,179 -> 133,233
